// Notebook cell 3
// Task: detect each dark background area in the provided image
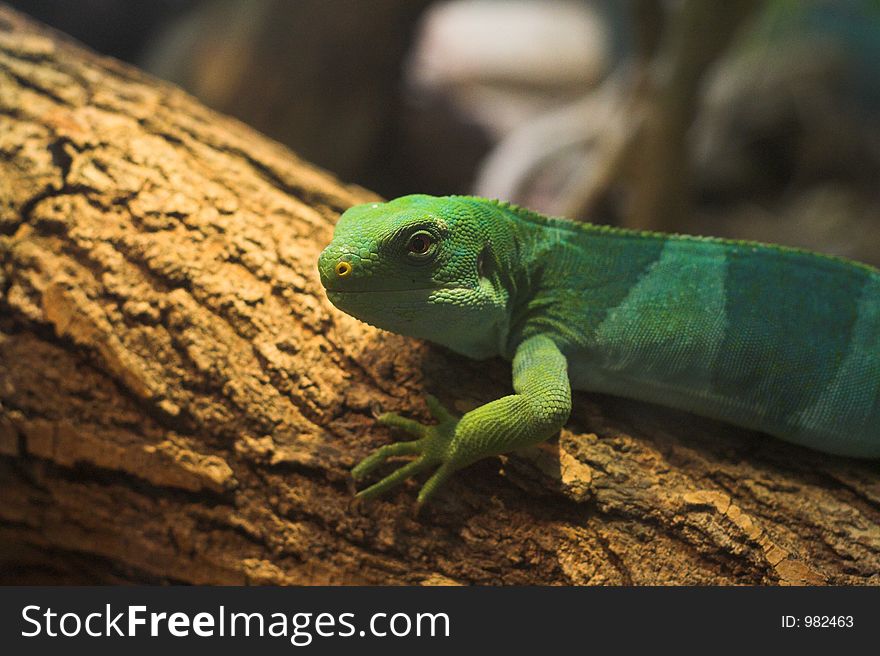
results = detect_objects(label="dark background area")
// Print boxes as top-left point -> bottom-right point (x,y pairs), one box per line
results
9,0 -> 880,264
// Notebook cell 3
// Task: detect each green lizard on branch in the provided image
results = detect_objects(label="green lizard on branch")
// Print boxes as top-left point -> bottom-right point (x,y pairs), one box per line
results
318,195 -> 880,504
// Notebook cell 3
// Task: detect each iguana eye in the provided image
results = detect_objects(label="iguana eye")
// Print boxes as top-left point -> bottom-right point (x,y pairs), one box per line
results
406,232 -> 433,255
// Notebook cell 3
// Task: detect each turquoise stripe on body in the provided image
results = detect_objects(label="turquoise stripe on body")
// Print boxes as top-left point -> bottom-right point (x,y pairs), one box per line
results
792,274 -> 880,455
516,227 -> 666,347
592,239 -> 729,392
712,246 -> 869,448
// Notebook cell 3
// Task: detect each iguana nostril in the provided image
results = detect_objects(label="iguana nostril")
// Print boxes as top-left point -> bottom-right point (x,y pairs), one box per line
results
335,261 -> 352,277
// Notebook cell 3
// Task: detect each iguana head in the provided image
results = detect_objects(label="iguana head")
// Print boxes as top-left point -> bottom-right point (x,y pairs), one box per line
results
318,195 -> 510,359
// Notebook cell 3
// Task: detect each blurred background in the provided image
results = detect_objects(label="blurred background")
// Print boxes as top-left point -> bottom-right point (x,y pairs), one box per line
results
10,0 -> 880,264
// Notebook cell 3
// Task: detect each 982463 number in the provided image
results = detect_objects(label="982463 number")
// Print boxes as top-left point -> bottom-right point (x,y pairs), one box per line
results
804,616 -> 854,628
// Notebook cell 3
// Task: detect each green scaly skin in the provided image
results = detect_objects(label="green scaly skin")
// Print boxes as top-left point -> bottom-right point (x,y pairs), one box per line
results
318,195 -> 880,504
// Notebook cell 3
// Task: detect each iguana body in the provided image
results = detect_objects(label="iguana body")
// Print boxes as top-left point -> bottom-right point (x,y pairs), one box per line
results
318,195 -> 880,503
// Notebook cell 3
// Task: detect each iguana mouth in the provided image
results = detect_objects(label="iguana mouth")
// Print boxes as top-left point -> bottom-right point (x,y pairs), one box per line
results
324,288 -> 436,296
324,285 -> 468,294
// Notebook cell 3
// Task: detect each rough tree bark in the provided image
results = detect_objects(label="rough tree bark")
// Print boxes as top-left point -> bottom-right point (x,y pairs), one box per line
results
0,6 -> 877,585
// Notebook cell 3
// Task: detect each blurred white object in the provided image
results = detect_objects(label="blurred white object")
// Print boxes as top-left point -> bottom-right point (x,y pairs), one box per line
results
408,0 -> 609,135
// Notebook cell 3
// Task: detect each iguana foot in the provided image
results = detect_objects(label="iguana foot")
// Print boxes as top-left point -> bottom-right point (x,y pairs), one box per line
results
352,395 -> 460,505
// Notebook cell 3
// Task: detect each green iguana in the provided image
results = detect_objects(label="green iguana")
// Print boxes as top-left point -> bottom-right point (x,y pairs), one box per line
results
318,195 -> 880,504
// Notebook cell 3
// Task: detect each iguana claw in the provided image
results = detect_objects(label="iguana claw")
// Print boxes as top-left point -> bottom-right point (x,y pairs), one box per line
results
352,395 -> 460,505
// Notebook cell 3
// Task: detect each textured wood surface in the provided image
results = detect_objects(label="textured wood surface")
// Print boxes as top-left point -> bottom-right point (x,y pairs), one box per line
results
0,5 -> 877,585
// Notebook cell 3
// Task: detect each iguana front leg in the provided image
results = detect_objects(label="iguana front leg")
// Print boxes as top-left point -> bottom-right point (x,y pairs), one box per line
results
352,335 -> 572,504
